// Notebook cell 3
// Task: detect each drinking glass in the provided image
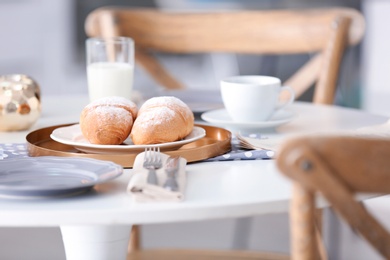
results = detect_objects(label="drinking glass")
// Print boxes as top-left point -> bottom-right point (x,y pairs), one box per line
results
86,37 -> 134,101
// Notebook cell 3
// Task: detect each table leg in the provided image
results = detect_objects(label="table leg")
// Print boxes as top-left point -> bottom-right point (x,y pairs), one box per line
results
60,225 -> 132,260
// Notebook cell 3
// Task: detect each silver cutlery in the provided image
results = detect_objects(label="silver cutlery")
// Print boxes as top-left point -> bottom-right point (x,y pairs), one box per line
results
163,156 -> 180,191
143,147 -> 162,185
236,132 -> 282,152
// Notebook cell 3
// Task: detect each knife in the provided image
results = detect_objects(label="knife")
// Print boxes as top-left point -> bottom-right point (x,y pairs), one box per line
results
163,156 -> 180,191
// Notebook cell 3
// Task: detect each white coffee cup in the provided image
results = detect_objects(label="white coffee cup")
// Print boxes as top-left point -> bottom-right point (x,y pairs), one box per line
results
220,75 -> 295,122
86,37 -> 134,102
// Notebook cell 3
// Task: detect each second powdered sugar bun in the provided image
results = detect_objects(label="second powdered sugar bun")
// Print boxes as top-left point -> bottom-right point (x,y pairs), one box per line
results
130,96 -> 194,145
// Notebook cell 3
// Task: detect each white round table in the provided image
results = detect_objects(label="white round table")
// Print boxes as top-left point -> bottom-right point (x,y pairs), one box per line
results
0,95 -> 387,260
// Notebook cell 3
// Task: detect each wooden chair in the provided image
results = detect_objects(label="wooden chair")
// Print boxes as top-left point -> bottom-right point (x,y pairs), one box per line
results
277,135 -> 390,260
85,7 -> 365,105
84,7 -> 365,260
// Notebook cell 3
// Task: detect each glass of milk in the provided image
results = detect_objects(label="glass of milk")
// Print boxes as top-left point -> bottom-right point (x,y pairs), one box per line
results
86,37 -> 134,101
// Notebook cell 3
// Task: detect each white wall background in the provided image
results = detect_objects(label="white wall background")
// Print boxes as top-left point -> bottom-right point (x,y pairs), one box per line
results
361,0 -> 390,116
0,0 -> 389,259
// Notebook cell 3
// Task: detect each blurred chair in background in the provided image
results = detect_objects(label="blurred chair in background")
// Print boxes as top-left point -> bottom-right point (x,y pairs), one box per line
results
85,7 -> 364,105
84,7 -> 365,260
277,135 -> 390,260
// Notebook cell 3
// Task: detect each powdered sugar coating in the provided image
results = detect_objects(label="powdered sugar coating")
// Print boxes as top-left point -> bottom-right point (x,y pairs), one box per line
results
136,96 -> 193,130
136,107 -> 175,126
139,96 -> 190,113
80,96 -> 138,145
86,96 -> 138,118
93,106 -> 132,125
130,96 -> 194,144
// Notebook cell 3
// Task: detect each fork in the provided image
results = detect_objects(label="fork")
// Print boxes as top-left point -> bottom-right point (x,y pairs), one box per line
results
143,147 -> 163,185
163,156 -> 180,191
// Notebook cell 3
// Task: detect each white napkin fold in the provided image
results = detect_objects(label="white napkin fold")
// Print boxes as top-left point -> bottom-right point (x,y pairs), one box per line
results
127,152 -> 187,202
236,132 -> 284,152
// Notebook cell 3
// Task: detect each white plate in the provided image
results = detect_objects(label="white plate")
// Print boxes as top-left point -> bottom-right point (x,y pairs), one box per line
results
0,156 -> 122,198
201,108 -> 296,130
50,124 -> 206,154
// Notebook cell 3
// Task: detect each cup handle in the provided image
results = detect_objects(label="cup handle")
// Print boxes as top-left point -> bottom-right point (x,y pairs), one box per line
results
276,86 -> 295,111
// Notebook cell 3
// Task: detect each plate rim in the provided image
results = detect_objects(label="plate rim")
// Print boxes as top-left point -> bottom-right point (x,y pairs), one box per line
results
0,156 -> 123,192
50,124 -> 206,151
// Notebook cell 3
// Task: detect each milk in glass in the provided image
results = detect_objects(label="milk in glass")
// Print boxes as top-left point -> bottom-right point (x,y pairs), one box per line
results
87,62 -> 134,101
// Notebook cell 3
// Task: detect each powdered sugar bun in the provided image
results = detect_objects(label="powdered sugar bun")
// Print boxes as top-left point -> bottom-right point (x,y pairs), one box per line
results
130,96 -> 194,145
80,96 -> 138,145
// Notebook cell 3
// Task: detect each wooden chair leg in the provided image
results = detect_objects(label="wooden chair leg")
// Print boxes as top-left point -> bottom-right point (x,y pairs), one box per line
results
128,225 -> 141,253
314,208 -> 328,260
291,182 -> 317,260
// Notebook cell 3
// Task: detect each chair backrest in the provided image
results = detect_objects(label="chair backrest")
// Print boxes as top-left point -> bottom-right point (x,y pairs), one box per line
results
85,7 -> 365,105
276,135 -> 390,259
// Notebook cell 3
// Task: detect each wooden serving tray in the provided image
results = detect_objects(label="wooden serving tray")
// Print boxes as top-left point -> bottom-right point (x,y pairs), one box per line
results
26,123 -> 231,168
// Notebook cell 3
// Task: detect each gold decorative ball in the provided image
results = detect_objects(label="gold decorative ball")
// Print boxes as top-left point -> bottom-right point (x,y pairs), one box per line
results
0,74 -> 41,131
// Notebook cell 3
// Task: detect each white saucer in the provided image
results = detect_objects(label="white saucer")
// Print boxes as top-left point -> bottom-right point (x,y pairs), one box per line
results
50,124 -> 206,154
201,108 -> 296,130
